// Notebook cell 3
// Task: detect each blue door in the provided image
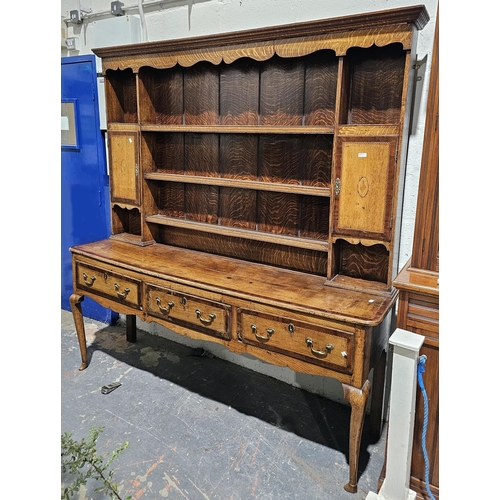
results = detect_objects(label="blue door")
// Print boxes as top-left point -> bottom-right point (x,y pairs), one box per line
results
61,55 -> 117,324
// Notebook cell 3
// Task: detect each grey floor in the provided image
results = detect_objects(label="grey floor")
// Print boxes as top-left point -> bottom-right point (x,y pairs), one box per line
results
61,309 -> 387,500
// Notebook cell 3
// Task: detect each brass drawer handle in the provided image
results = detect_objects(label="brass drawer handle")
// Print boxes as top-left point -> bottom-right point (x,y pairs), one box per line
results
305,337 -> 333,358
196,309 -> 216,325
82,273 -> 96,287
251,324 -> 274,342
114,283 -> 130,299
156,297 -> 174,315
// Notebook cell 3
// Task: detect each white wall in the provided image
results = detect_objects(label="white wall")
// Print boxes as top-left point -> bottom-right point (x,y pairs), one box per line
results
61,0 -> 438,404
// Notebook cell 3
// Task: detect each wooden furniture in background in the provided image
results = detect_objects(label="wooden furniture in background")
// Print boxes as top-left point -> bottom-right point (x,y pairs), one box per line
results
391,7 -> 439,499
69,6 -> 429,493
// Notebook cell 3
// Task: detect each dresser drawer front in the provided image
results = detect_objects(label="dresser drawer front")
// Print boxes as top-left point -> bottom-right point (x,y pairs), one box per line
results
238,309 -> 353,373
76,262 -> 141,309
146,284 -> 231,340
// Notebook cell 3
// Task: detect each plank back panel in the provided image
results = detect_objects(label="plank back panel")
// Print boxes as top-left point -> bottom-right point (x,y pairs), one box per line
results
259,135 -> 302,184
157,226 -> 328,275
184,61 -> 219,125
141,67 -> 184,125
260,56 -> 304,126
155,181 -> 185,219
145,132 -> 184,174
112,206 -> 142,236
219,134 -> 258,180
302,135 -> 333,187
339,241 -> 389,283
299,195 -> 330,240
220,58 -> 260,125
258,191 -> 299,236
219,187 -> 257,230
184,133 -> 219,224
219,133 -> 259,230
348,43 -> 406,125
304,50 -> 338,126
106,68 -> 137,123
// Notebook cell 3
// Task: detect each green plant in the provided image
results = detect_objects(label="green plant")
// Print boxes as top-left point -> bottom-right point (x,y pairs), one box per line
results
61,427 -> 131,500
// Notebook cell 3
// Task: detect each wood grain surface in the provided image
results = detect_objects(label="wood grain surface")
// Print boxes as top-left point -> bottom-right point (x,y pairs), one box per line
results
348,44 -> 406,125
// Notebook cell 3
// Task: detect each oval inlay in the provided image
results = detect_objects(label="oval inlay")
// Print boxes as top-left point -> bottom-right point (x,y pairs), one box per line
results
357,177 -> 369,197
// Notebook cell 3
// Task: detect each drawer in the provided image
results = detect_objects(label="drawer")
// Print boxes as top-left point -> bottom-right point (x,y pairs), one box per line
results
75,262 -> 141,309
146,283 -> 231,340
238,308 -> 353,373
406,294 -> 439,337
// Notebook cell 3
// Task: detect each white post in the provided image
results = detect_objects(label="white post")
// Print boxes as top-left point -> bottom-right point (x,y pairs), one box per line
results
366,328 -> 425,500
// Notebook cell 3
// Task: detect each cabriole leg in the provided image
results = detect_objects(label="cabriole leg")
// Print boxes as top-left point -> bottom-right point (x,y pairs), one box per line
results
342,379 -> 371,493
70,294 -> 88,371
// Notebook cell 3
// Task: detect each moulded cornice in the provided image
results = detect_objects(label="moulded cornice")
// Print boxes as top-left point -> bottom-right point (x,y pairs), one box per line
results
93,5 -> 429,60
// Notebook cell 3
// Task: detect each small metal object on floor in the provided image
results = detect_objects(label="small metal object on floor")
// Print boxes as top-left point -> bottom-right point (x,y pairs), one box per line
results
101,382 -> 122,394
61,310 -> 386,499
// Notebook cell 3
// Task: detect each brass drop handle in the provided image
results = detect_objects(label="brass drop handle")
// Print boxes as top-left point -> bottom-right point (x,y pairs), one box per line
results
114,283 -> 130,299
196,309 -> 216,325
305,337 -> 333,358
82,273 -> 96,287
251,324 -> 274,342
156,297 -> 174,315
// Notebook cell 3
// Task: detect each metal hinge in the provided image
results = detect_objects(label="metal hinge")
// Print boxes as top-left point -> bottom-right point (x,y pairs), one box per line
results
135,164 -> 139,176
334,178 -> 341,196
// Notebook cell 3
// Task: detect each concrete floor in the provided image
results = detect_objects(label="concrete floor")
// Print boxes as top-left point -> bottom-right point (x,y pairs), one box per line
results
61,309 -> 387,500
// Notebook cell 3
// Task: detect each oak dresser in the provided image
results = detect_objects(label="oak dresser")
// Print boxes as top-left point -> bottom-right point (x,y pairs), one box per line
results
70,6 -> 429,492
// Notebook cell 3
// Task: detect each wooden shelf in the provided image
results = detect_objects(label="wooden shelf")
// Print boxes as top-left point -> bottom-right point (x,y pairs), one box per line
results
324,274 -> 393,296
144,172 -> 331,197
145,214 -> 329,252
337,124 -> 399,136
107,123 -> 140,131
140,124 -> 335,134
109,233 -> 155,246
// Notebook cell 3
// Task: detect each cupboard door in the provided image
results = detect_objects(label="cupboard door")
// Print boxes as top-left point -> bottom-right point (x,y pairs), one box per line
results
108,131 -> 140,205
333,136 -> 397,241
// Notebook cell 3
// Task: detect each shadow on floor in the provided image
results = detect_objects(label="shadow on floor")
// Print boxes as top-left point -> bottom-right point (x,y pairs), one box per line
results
71,317 -> 383,481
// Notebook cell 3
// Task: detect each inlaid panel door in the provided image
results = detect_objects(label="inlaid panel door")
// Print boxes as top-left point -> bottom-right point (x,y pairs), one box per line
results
108,131 -> 140,205
333,135 -> 398,241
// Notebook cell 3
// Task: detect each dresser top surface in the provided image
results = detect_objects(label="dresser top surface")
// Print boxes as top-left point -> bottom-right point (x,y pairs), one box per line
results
71,239 -> 396,326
